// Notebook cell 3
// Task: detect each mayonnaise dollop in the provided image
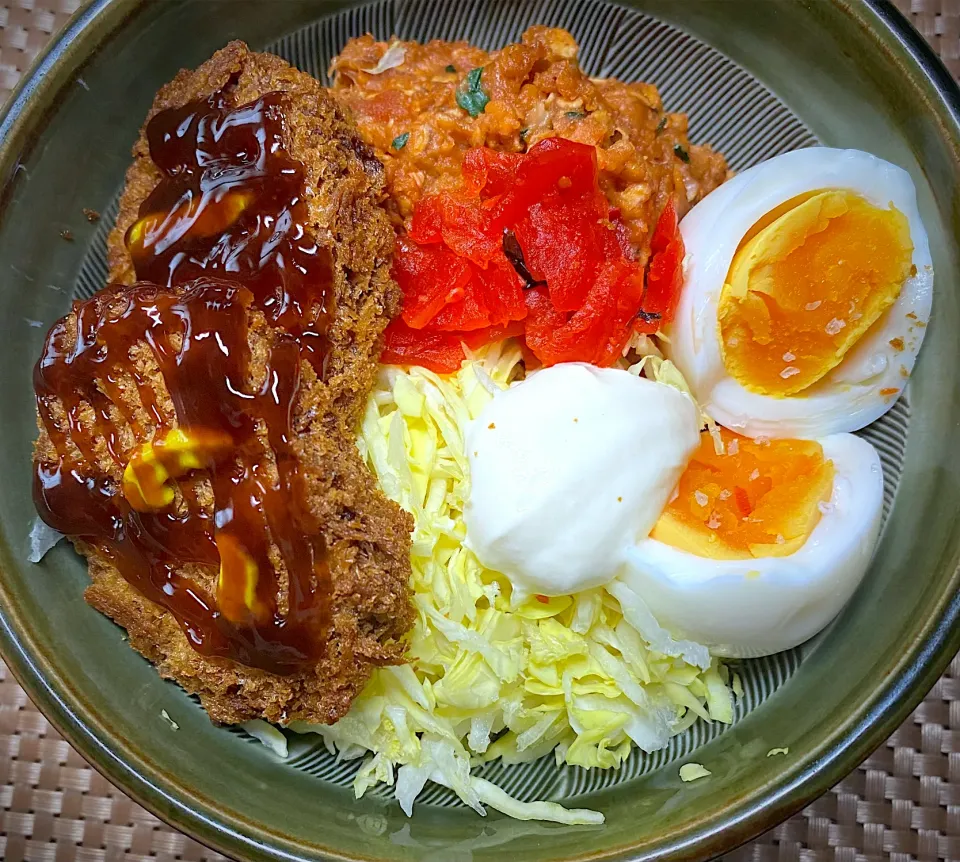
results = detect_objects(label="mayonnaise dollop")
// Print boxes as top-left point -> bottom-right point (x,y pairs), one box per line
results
464,363 -> 700,598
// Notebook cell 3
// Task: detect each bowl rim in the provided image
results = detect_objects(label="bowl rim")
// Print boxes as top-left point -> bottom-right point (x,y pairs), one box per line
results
0,1 -> 959,860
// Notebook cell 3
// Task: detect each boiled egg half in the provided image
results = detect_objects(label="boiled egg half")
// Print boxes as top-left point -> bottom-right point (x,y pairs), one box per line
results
621,427 -> 883,656
667,147 -> 932,439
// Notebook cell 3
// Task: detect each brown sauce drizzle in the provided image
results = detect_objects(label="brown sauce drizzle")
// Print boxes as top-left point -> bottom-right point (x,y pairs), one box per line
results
127,87 -> 334,372
31,85 -> 346,673
34,280 -> 331,674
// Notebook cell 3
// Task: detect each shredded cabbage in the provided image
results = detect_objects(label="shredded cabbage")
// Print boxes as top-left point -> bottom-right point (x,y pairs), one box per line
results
679,762 -> 712,782
630,354 -> 724,454
242,720 -> 289,758
362,41 -> 406,75
281,341 -> 734,823
28,517 -> 64,563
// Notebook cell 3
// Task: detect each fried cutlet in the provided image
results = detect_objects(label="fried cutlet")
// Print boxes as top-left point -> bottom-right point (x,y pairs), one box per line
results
108,40 -> 395,434
32,43 -> 416,726
35,281 -> 414,726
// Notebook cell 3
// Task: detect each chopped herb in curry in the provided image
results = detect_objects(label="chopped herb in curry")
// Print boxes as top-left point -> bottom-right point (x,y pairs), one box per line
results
456,67 -> 490,117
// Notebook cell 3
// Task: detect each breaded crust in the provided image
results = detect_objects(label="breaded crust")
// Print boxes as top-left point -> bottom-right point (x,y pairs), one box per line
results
108,40 -> 397,434
43,42 -> 416,725
36,286 -> 414,726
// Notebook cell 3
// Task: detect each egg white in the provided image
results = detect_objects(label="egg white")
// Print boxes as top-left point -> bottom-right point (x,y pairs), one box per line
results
618,433 -> 883,658
667,147 -> 933,439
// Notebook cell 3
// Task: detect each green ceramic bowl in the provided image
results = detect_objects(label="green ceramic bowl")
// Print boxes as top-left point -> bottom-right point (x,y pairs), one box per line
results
1,1 -> 959,859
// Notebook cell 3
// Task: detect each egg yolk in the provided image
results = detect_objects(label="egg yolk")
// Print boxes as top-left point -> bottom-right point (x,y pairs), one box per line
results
717,189 -> 913,397
651,429 -> 834,560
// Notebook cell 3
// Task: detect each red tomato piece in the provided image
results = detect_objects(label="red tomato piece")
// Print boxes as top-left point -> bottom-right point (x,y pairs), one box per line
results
394,139 -> 665,372
461,319 -> 526,350
519,138 -> 598,197
408,195 -> 444,244
475,253 -> 527,325
411,192 -> 500,267
381,318 -> 465,373
430,252 -> 527,332
579,259 -> 637,366
436,195 -> 501,266
394,237 -> 472,329
491,138 -> 598,226
522,287 -> 574,364
523,288 -> 618,367
514,196 -> 604,313
599,261 -> 646,365
462,148 -> 523,198
524,251 -> 644,368
636,199 -> 685,333
430,271 -> 492,332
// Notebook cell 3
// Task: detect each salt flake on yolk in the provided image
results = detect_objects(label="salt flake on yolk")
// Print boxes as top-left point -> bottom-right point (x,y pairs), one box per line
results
651,428 -> 834,560
717,189 -> 914,397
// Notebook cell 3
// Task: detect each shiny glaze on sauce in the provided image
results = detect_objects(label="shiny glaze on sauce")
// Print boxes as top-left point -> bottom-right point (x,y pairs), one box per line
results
33,281 -> 331,674
127,87 -> 334,371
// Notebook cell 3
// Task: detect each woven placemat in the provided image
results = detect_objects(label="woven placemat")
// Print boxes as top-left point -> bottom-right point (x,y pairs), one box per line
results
0,0 -> 78,100
1,0 -> 958,860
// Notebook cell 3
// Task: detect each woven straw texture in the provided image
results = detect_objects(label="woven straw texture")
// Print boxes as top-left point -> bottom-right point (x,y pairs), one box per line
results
0,0 -> 957,860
